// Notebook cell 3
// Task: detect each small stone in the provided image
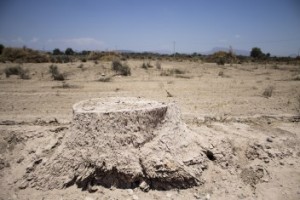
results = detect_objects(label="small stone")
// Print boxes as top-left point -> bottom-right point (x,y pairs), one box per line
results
288,161 -> 294,166
266,137 -> 273,143
132,195 -> 139,200
109,186 -> 116,191
139,181 -> 150,192
279,161 -> 284,166
16,156 -> 24,164
209,144 -> 214,149
262,177 -> 269,182
193,193 -> 201,199
194,193 -> 201,199
18,181 -> 28,189
205,193 -> 211,200
265,145 -> 271,149
127,189 -> 134,195
28,149 -> 36,154
11,193 -> 18,200
166,193 -> 172,198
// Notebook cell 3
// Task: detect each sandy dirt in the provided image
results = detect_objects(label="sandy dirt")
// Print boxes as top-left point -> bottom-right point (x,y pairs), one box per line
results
0,60 -> 299,200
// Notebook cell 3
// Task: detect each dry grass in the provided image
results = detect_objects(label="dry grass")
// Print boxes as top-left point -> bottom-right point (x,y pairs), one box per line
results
98,76 -> 112,82
160,68 -> 185,76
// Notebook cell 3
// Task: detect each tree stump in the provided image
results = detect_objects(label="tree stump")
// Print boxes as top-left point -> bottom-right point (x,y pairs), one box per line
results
23,97 -> 209,191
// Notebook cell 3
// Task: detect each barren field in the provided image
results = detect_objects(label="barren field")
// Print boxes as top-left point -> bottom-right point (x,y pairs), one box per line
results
0,60 -> 300,200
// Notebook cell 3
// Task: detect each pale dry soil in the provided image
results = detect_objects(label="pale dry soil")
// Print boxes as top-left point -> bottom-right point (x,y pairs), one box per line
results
0,60 -> 299,200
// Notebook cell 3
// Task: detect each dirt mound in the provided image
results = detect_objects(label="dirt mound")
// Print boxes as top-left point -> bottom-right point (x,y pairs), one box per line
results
22,97 -> 210,191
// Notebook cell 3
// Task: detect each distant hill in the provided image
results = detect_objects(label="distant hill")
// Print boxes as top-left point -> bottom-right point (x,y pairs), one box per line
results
203,47 -> 250,56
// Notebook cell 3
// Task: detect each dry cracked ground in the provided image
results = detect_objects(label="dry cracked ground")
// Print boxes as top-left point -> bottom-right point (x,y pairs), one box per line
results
0,60 -> 300,200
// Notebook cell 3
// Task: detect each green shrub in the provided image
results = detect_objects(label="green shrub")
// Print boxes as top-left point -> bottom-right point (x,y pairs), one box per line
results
49,65 -> 65,81
112,60 -> 131,76
4,66 -> 30,79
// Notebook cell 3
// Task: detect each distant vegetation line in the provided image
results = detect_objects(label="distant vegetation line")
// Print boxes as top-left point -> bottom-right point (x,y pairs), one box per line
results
0,44 -> 299,65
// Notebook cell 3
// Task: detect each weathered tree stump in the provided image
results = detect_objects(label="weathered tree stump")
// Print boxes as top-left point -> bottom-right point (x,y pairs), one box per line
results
24,97 -> 209,191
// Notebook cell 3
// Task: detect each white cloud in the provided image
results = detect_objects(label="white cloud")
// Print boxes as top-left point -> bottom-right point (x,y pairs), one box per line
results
30,37 -> 39,43
63,37 -> 103,46
11,37 -> 24,43
218,39 -> 228,43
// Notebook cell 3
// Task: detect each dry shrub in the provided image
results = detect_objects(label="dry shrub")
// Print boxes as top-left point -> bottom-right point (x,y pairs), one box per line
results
4,66 -> 30,79
98,76 -> 112,82
49,65 -> 65,81
292,74 -> 300,81
1,47 -> 49,63
160,68 -> 185,76
175,74 -> 192,79
141,62 -> 153,69
78,64 -> 84,68
295,94 -> 300,114
156,61 -> 162,70
112,60 -> 131,76
262,86 -> 274,98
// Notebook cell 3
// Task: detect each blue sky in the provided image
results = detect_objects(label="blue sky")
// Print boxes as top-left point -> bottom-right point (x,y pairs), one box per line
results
0,0 -> 300,56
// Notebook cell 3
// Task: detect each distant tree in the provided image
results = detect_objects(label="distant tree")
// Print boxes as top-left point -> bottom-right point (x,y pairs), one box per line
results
250,47 -> 264,59
65,48 -> 74,55
81,50 -> 91,55
53,48 -> 63,55
0,44 -> 4,54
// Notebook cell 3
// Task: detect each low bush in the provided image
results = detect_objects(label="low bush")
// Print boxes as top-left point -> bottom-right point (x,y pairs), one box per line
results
1,47 -> 49,63
78,64 -> 84,68
156,61 -> 162,70
112,60 -> 131,76
296,94 -> 300,114
141,62 -> 153,69
4,66 -> 30,79
262,86 -> 274,98
217,58 -> 225,65
50,55 -> 72,63
49,65 -> 65,81
160,68 -> 185,76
